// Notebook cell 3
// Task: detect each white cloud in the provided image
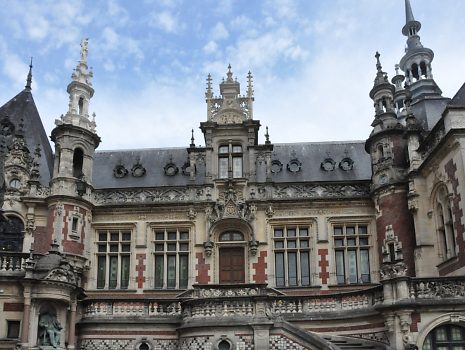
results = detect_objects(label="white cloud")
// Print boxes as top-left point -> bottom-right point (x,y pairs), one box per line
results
203,41 -> 218,54
211,22 -> 229,41
150,11 -> 179,33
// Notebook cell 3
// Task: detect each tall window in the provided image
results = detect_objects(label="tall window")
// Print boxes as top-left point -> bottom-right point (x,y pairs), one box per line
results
96,230 -> 131,289
333,224 -> 370,284
423,325 -> 465,350
273,226 -> 311,287
0,217 -> 24,252
154,228 -> 189,289
72,148 -> 84,178
218,144 -> 243,179
435,186 -> 456,261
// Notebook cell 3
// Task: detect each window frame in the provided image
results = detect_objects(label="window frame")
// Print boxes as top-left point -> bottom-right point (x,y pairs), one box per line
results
6,320 -> 21,339
423,324 -> 465,350
331,221 -> 372,285
95,228 -> 132,290
434,186 -> 457,262
272,224 -> 312,288
153,227 -> 190,290
218,143 -> 243,179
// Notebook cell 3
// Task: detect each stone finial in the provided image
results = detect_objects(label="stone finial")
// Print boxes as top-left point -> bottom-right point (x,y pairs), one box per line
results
25,57 -> 33,91
80,38 -> 89,64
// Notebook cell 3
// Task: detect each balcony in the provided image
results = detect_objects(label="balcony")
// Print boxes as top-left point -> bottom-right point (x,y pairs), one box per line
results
0,252 -> 29,276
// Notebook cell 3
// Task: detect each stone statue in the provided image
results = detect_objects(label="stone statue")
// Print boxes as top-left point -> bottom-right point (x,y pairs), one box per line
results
38,313 -> 62,348
80,38 -> 89,63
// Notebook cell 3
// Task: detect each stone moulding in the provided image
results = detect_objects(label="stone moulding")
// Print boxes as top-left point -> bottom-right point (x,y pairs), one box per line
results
92,183 -> 371,205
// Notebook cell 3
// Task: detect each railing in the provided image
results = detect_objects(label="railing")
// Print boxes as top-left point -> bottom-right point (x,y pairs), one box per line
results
82,285 -> 383,320
410,276 -> 465,299
0,252 -> 29,272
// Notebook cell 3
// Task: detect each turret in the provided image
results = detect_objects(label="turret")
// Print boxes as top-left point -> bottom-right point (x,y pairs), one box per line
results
365,53 -> 416,283
47,39 -> 100,259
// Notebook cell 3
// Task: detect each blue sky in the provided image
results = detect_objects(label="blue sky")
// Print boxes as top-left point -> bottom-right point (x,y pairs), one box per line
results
0,0 -> 464,150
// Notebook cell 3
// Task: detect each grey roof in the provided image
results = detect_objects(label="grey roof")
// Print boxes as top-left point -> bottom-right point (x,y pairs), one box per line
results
449,83 -> 465,108
92,141 -> 371,189
0,89 -> 53,185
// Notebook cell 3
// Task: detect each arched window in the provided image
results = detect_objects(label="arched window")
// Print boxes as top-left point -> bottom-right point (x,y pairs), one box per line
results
78,97 -> 84,115
420,61 -> 427,78
423,324 -> 465,349
0,216 -> 24,252
72,148 -> 84,178
220,231 -> 244,241
435,186 -> 456,261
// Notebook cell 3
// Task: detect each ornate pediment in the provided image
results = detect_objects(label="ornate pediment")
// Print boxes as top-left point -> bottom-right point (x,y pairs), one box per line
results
206,184 -> 256,223
44,263 -> 77,285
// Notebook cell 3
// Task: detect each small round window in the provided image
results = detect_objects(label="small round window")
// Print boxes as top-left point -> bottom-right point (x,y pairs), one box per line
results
218,340 -> 231,350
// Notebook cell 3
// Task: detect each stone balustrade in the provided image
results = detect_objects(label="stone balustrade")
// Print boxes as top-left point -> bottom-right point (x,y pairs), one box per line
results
82,285 -> 383,320
0,252 -> 29,273
410,276 -> 465,299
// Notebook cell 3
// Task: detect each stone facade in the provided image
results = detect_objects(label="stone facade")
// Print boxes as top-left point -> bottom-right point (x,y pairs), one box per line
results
1,2 -> 465,350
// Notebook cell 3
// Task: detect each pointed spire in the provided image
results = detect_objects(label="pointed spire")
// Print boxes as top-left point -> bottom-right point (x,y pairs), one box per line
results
375,51 -> 382,73
402,0 -> 421,37
25,57 -> 33,91
265,126 -> 271,145
226,64 -> 233,82
247,71 -> 253,97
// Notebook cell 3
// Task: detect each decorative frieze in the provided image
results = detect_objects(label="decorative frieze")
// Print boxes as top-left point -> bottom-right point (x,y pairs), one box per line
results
412,279 -> 465,299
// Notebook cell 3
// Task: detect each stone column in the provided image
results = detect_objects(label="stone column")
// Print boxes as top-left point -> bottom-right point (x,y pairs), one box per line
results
253,324 -> 271,350
20,287 -> 31,350
67,301 -> 77,350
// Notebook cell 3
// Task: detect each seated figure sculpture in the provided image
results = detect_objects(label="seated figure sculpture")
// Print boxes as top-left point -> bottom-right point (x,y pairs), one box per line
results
38,313 -> 62,348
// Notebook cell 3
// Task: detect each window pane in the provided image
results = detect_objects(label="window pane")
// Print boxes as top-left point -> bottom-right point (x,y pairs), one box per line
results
275,252 -> 285,287
347,238 -> 356,246
274,229 -> 284,238
358,225 -> 368,235
155,243 -> 164,251
167,243 -> 176,251
167,232 -> 176,240
120,255 -> 130,289
359,237 -> 369,246
179,254 -> 188,289
336,250 -> 345,284
334,227 -> 343,236
219,146 -> 229,153
300,240 -> 309,248
422,335 -> 432,350
98,244 -> 107,252
275,241 -> 284,249
110,232 -> 119,241
348,250 -> 358,283
300,251 -> 310,286
121,244 -> 130,252
98,232 -> 107,241
288,252 -> 297,286
232,157 -> 242,178
287,228 -> 296,237
452,327 -> 464,340
109,244 -> 118,252
335,239 -> 344,247
436,327 -> 447,341
155,232 -> 164,240
109,256 -> 118,289
179,243 -> 189,251
7,321 -> 20,338
346,226 -> 355,235
299,228 -> 308,236
179,231 -> 189,240
97,256 -> 106,289
287,240 -> 297,248
219,157 -> 229,178
167,255 -> 176,288
232,145 -> 242,153
360,249 -> 370,283
122,232 -> 131,241
155,255 -> 164,288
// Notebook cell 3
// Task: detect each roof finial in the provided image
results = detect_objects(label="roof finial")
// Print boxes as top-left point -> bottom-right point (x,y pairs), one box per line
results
25,57 -> 33,91
226,64 -> 233,81
265,126 -> 271,145
80,38 -> 89,64
405,0 -> 415,24
375,51 -> 382,72
190,129 -> 195,148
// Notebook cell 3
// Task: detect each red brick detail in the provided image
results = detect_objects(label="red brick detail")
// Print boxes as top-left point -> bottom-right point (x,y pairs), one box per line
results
410,312 -> 421,332
442,160 -> 465,274
318,249 -> 329,284
252,251 -> 268,283
305,322 -> 385,332
3,302 -> 24,311
79,330 -> 177,336
33,225 -> 49,253
195,252 -> 210,284
135,253 -> 146,288
61,204 -> 85,256
376,190 -> 416,276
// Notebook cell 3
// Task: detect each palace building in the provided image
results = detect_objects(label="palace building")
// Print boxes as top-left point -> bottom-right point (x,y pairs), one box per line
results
1,0 -> 465,349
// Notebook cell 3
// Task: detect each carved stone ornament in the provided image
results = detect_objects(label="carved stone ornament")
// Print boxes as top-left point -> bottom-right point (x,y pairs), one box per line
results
131,163 -> 146,177
187,207 -> 197,220
339,157 -> 354,171
265,205 -> 275,218
381,225 -> 403,263
380,261 -> 408,280
321,158 -> 336,171
205,185 -> 256,223
182,161 -> 194,176
44,263 -> 77,285
287,158 -> 302,173
164,162 -> 178,176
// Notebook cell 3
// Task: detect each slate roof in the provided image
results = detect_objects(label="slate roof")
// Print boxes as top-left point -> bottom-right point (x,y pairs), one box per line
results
0,89 -> 53,186
92,141 -> 371,189
449,83 -> 465,108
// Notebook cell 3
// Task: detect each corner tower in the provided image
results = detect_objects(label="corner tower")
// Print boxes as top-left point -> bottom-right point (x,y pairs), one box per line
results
47,39 -> 100,258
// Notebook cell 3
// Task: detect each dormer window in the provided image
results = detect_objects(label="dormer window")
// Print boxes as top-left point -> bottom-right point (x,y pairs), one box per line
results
218,144 -> 243,179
